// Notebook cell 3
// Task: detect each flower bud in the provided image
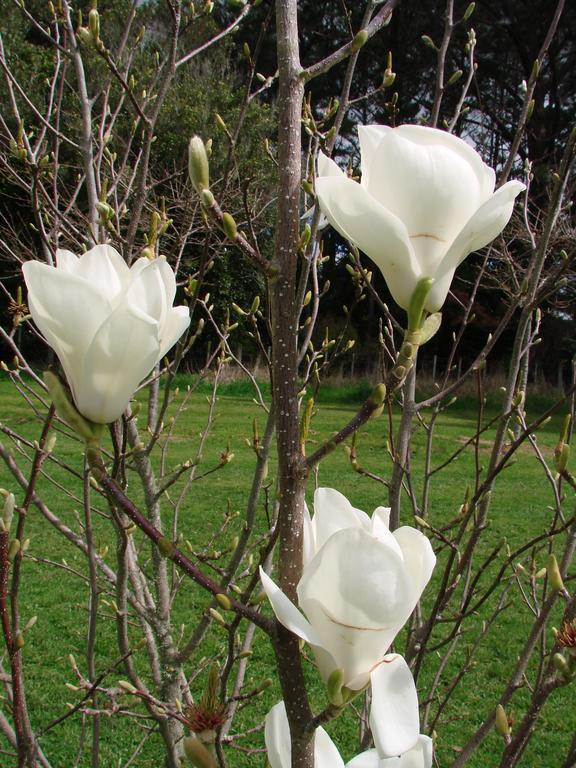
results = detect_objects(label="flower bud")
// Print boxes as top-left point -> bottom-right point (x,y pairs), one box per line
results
95,201 -> 114,221
183,736 -> 217,768
555,443 -> 570,473
302,179 -> 314,196
215,593 -> 231,611
299,223 -> 311,250
88,8 -> 100,39
369,383 -> 386,409
200,189 -> 214,208
547,553 -> 567,595
1,492 -> 15,532
463,2 -> 475,20
419,312 -> 442,344
553,653 -> 571,681
383,68 -> 396,87
188,136 -> 210,192
76,26 -> 93,45
209,608 -> 226,626
118,680 -> 139,694
9,538 -> 21,561
447,69 -> 463,86
351,30 -> 368,52
495,704 -> 511,738
222,213 -> 237,240
157,537 -> 175,558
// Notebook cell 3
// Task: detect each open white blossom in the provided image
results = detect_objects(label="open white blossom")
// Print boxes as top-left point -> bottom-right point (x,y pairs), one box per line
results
265,700 -> 434,768
315,124 -> 525,312
261,488 -> 436,756
346,736 -> 434,768
265,701 -> 345,768
23,244 -> 190,423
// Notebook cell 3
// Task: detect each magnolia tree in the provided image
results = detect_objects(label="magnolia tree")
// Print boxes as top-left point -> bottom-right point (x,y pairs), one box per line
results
0,1 -> 575,767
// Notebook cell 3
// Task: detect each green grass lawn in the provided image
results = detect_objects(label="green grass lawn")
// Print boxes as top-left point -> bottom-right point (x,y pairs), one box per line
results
0,374 -> 573,767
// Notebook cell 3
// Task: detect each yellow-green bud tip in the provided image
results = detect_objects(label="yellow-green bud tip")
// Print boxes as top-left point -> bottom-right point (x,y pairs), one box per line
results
369,383 -> 386,408
495,704 -> 510,737
215,593 -> 231,611
222,212 -> 237,241
188,136 -> 210,193
327,668 -> 345,706
351,30 -> 368,52
183,735 -> 217,768
546,553 -> 566,593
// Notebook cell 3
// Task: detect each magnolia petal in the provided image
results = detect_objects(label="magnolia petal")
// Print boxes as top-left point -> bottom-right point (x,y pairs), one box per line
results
22,261 -> 109,359
315,174 -> 419,310
75,302 -> 160,422
311,487 -> 369,553
392,527 -> 436,608
316,724 -> 346,768
346,736 -> 433,768
425,179 -> 524,312
155,256 -> 178,306
55,249 -> 79,271
390,735 -> 434,768
372,506 -> 391,529
158,306 -> 190,361
317,151 -> 345,178
437,180 -> 526,280
358,125 -> 389,186
346,750 -> 380,768
74,244 -> 131,296
127,258 -> 169,325
370,508 -> 404,558
391,125 -> 495,198
298,529 -> 412,685
264,702 -> 291,768
299,528 -> 412,630
365,129 -> 486,261
370,655 -> 420,758
301,594 -> 397,689
265,700 -> 345,768
259,568 -> 322,647
302,502 -> 315,567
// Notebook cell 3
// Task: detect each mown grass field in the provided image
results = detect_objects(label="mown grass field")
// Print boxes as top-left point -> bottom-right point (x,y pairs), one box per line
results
0,374 -> 573,767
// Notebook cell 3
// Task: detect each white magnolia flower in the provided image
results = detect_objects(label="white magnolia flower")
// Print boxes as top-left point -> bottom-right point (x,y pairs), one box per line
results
23,244 -> 190,423
265,701 -> 433,768
265,701 -> 345,768
260,488 -> 436,756
315,124 -> 525,312
346,735 -> 434,768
